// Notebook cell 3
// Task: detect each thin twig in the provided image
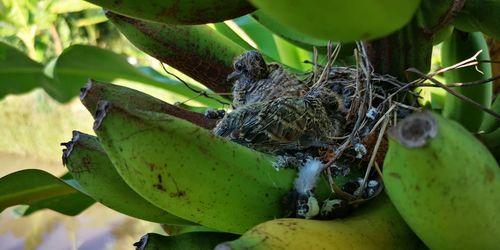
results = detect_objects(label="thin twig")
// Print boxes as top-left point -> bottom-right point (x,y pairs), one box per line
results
358,114 -> 390,197
407,68 -> 500,119
430,50 -> 482,77
160,63 -> 230,106
413,74 -> 500,88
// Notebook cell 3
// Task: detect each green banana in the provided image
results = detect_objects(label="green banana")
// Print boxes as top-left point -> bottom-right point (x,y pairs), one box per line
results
92,100 -> 329,234
453,0 -> 500,39
215,194 -> 424,250
441,30 -> 492,132
105,11 -> 245,94
480,94 -> 500,132
250,10 -> 357,58
86,0 -> 254,25
62,131 -> 193,225
133,232 -> 239,250
80,79 -> 216,130
384,111 -> 500,249
250,10 -> 328,51
248,0 -> 421,42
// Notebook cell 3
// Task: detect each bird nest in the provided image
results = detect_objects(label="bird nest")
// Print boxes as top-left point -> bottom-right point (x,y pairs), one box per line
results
212,42 -> 423,219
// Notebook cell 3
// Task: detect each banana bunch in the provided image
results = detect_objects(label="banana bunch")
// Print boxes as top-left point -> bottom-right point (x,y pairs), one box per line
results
441,30 -> 492,132
384,111 -> 500,249
61,131 -> 193,225
85,0 -> 255,25
75,80 -> 335,234
215,194 -> 424,250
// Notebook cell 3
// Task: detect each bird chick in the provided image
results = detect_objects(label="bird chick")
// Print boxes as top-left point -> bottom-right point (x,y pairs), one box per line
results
229,51 -> 307,109
213,94 -> 343,154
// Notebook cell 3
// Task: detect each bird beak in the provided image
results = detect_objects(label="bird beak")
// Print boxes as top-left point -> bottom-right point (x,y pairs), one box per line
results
227,71 -> 241,82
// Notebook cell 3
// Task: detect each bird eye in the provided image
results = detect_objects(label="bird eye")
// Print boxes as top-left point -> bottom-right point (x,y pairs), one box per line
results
235,63 -> 243,71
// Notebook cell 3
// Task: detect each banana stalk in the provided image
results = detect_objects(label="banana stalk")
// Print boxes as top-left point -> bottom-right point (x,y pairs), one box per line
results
92,100 -> 330,234
134,232 -> 239,250
80,79 -> 216,129
384,111 -> 500,249
364,14 -> 433,82
106,11 -> 245,94
86,0 -> 255,25
441,30 -> 492,132
215,194 -> 424,250
62,131 -> 193,225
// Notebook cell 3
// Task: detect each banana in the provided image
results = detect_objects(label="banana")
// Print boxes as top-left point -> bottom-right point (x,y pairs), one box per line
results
383,111 -> 500,249
105,11 -> 245,94
215,194 -> 424,250
453,0 -> 500,39
80,79 -> 216,130
441,30 -> 492,132
480,94 -> 500,133
248,0 -> 421,42
250,10 -> 357,58
250,10 -> 328,51
92,100 -> 330,234
133,232 -> 239,250
62,131 -> 194,225
86,0 -> 254,25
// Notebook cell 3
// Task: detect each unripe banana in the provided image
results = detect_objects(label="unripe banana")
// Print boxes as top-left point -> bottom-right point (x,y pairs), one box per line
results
453,0 -> 500,39
215,194 -> 424,250
250,10 -> 328,51
80,79 -> 216,130
384,111 -> 500,249
92,101 -> 329,234
480,94 -> 500,133
248,0 -> 421,42
133,232 -> 238,250
86,0 -> 254,25
62,131 -> 193,225
106,11 -> 245,94
441,30 -> 492,132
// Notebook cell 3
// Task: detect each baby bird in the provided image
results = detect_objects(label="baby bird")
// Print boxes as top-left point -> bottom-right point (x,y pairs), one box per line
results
213,89 -> 344,153
229,50 -> 308,109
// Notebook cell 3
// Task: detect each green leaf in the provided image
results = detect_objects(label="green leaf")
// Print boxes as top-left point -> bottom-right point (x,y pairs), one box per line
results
52,44 -> 225,106
0,169 -> 94,216
0,42 -> 47,98
211,22 -> 254,51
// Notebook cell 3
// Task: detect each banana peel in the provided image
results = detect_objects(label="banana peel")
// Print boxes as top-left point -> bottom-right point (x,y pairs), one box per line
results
106,11 -> 245,94
62,131 -> 193,225
86,0 -> 254,25
384,111 -> 500,249
92,100 -> 330,234
80,79 -> 216,130
215,194 -> 424,250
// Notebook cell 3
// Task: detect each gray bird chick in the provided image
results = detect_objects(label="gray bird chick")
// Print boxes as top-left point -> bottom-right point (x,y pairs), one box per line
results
229,51 -> 307,109
213,94 -> 344,153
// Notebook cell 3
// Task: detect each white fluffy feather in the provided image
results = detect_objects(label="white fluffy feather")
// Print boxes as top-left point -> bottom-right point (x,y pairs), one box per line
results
294,159 -> 323,195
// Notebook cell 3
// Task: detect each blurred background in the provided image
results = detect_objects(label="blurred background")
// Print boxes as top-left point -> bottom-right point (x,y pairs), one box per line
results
0,0 -> 187,249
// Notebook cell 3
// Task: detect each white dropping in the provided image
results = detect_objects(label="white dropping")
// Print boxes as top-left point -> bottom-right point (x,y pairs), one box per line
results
294,159 -> 323,195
